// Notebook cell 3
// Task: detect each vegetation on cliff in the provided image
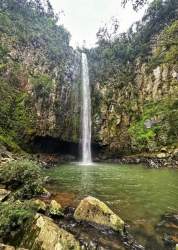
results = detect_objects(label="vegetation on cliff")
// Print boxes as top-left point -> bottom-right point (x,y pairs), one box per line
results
88,0 -> 178,154
0,0 -> 80,151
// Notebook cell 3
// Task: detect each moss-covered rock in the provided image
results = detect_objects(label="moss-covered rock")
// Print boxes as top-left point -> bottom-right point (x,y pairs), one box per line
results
74,196 -> 124,233
20,214 -> 81,250
31,199 -> 47,213
49,200 -> 63,216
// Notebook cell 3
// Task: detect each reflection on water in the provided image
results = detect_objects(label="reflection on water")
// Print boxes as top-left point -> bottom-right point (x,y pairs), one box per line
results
45,163 -> 178,249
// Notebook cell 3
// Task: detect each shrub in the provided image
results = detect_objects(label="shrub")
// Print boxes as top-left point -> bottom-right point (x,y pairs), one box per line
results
0,200 -> 35,240
0,160 -> 44,199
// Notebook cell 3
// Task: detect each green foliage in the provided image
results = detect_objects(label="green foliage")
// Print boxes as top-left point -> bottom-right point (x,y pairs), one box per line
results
149,20 -> 178,68
0,135 -> 21,152
88,0 -> 178,83
30,73 -> 54,97
0,0 -> 74,150
122,0 -> 148,10
129,98 -> 178,151
0,78 -> 36,144
0,200 -> 35,239
0,0 -> 70,61
0,160 -> 44,198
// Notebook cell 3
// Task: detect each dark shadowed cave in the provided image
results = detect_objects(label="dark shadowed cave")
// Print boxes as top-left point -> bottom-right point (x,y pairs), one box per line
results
29,136 -> 103,158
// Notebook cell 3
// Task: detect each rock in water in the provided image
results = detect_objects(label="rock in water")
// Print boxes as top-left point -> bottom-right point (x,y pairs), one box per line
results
49,199 -> 63,216
20,214 -> 81,250
74,196 -> 124,232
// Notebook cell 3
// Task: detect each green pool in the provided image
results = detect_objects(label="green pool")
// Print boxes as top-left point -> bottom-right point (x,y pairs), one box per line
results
45,163 -> 178,249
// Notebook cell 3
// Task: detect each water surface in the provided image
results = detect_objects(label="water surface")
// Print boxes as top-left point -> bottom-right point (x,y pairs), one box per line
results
45,163 -> 178,249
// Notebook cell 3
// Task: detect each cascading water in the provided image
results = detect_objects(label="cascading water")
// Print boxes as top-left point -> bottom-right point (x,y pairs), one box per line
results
81,53 -> 92,164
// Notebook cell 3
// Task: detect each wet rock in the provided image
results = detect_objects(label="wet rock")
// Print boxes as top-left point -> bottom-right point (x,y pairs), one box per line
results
49,199 -> 63,216
0,188 -> 11,201
20,214 -> 81,250
74,196 -> 124,233
157,213 -> 178,248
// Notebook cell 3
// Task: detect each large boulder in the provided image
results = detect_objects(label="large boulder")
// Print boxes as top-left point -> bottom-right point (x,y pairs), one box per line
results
74,196 -> 124,233
20,214 -> 81,250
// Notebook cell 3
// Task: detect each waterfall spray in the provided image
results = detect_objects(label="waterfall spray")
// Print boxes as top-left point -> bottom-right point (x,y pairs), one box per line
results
81,53 -> 92,164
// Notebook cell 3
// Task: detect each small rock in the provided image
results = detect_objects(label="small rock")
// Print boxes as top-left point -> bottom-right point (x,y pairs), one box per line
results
0,188 -> 11,201
157,153 -> 167,158
0,244 -> 15,250
41,188 -> 50,198
31,199 -> 47,212
173,148 -> 178,158
1,151 -> 12,159
49,199 -> 63,216
74,196 -> 124,233
160,147 -> 167,153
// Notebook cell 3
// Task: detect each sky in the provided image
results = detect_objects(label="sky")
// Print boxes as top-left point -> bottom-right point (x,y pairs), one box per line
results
50,0 -> 150,48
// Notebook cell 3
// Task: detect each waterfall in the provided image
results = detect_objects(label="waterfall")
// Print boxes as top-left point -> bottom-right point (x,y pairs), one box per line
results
81,53 -> 92,164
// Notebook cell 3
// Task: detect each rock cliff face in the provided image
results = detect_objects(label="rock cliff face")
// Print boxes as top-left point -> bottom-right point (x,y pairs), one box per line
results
1,34 -> 81,147
29,49 -> 81,143
89,19 -> 178,156
0,0 -> 82,152
91,62 -> 178,155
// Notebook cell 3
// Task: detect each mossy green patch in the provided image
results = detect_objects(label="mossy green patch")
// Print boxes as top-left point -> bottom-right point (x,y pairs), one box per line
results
129,98 -> 178,151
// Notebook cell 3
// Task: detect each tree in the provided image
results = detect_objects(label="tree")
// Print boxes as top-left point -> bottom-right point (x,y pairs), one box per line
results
121,0 -> 148,10
96,17 -> 119,44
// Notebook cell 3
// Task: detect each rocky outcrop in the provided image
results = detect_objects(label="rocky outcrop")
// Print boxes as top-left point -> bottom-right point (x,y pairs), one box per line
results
74,196 -> 124,232
20,214 -> 81,250
89,18 -> 178,157
0,0 -> 82,153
